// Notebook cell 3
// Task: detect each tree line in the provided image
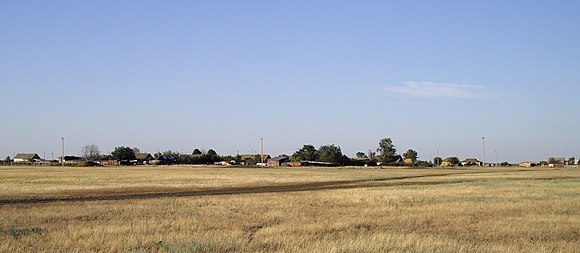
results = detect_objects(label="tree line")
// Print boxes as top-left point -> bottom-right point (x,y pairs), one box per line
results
76,137 -> 438,166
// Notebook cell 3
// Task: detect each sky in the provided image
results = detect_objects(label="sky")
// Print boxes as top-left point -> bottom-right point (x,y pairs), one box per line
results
1,1 -> 579,163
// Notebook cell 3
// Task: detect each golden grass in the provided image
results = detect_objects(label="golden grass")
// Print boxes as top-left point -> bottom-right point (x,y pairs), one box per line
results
0,166 -> 578,252
0,166 -> 473,200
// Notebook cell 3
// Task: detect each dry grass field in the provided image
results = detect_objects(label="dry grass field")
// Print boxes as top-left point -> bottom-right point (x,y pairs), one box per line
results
0,166 -> 578,252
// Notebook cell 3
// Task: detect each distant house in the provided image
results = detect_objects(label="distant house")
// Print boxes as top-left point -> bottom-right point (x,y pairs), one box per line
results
267,156 -> 290,167
150,155 -> 176,165
14,153 -> 42,163
239,154 -> 271,165
134,153 -> 154,165
461,158 -> 482,166
61,156 -> 82,165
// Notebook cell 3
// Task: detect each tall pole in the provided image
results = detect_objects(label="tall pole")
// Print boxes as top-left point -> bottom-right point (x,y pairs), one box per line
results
61,137 -> 65,167
482,137 -> 485,167
260,138 -> 264,166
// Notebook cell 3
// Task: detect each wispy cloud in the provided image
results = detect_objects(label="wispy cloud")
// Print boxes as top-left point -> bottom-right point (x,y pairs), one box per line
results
382,81 -> 481,98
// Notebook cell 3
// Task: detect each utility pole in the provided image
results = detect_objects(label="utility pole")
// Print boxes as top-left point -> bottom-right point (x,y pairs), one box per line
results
61,137 -> 65,167
260,138 -> 264,166
482,137 -> 486,168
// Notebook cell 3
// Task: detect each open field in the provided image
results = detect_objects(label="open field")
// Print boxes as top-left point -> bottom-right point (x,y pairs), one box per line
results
0,166 -> 578,252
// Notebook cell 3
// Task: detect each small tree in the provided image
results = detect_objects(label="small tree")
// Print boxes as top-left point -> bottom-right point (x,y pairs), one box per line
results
356,152 -> 368,159
81,144 -> 100,161
4,156 -> 11,164
568,157 -> 576,165
207,149 -> 217,156
111,146 -> 136,161
444,157 -> 460,166
403,149 -> 418,163
433,157 -> 443,166
205,149 -> 220,164
368,150 -> 377,162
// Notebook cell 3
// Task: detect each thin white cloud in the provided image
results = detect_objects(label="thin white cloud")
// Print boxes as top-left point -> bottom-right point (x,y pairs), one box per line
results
383,81 -> 481,98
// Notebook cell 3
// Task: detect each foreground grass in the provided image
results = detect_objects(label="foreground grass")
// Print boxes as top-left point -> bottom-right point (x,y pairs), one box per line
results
0,166 -> 578,252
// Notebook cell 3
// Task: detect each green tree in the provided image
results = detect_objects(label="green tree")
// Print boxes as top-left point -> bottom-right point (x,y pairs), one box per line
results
415,160 -> 432,167
403,149 -> 418,163
548,157 -> 564,165
568,157 -> 576,165
192,149 -> 202,155
316,144 -> 343,164
253,154 -> 263,164
377,138 -> 397,163
368,150 -> 377,162
356,152 -> 367,159
444,157 -> 460,165
4,156 -> 11,164
207,149 -> 217,156
291,145 -> 317,161
433,157 -> 443,166
204,149 -> 220,164
341,155 -> 353,166
111,146 -> 136,161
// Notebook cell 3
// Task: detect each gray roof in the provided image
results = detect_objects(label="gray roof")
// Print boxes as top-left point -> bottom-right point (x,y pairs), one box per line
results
135,153 -> 153,160
14,153 -> 40,160
269,156 -> 289,161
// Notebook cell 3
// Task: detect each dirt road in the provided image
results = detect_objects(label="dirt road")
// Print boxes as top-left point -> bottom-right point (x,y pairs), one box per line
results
0,169 -> 564,206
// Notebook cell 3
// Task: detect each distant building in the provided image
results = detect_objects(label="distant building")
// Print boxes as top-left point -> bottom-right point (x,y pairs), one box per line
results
134,153 -> 154,165
60,156 -> 82,165
14,153 -> 42,163
239,154 -> 271,165
150,155 -> 176,165
461,158 -> 482,166
267,156 -> 290,167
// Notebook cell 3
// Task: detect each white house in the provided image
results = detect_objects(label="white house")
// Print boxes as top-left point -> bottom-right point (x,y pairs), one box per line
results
14,153 -> 42,163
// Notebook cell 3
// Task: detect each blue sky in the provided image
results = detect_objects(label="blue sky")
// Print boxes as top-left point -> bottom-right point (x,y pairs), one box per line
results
1,1 -> 579,163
